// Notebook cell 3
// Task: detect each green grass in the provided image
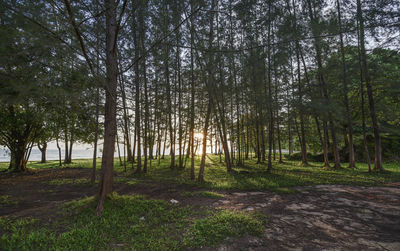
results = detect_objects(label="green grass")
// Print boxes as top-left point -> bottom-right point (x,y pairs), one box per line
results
0,193 -> 264,250
0,162 -> 8,172
116,155 -> 400,192
0,158 -> 99,172
1,155 -> 399,249
181,191 -> 225,199
183,210 -> 265,247
2,155 -> 400,192
0,195 -> 18,206
48,178 -> 95,186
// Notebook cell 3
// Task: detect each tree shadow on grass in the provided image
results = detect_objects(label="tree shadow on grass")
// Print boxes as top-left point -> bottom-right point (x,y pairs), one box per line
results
226,170 -> 306,192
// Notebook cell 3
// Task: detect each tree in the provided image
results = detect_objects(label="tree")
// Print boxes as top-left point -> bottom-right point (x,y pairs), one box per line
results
95,0 -> 120,215
356,0 -> 382,171
0,106 -> 42,171
336,0 -> 356,168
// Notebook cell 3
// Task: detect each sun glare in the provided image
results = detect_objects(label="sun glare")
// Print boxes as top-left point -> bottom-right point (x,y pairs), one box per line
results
194,132 -> 204,140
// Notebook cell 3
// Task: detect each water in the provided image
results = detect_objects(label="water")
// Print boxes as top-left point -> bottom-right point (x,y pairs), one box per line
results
0,146 -> 291,163
0,147 -> 100,163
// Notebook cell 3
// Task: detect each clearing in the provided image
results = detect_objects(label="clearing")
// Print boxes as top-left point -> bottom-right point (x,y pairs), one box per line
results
0,156 -> 399,250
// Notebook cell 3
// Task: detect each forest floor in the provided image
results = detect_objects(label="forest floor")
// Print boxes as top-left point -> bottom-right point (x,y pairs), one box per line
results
0,156 -> 399,250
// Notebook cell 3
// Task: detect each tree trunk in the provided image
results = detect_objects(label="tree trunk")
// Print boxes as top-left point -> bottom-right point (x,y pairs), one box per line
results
266,1 -> 273,172
176,28 -> 183,169
276,112 -> 283,163
64,131 -> 69,164
337,0 -> 355,168
162,126 -> 166,159
92,87 -> 100,182
117,135 -> 122,166
68,137 -> 73,163
256,120 -> 261,164
38,142 -> 47,163
290,0 -> 309,166
139,7 -> 149,173
356,21 -> 372,172
56,137 -> 62,167
295,43 -> 308,166
96,0 -> 118,216
8,128 -> 29,172
11,150 -> 27,172
123,132 -> 127,172
356,0 -> 382,171
245,121 -> 249,160
190,3 -> 196,179
133,2 -> 142,173
120,75 -> 133,163
198,99 -> 212,183
306,0 -> 340,168
132,124 -> 136,163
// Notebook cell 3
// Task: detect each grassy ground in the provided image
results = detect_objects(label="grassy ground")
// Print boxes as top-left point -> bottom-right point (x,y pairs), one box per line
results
0,193 -> 264,250
1,155 -> 400,192
1,155 -> 399,250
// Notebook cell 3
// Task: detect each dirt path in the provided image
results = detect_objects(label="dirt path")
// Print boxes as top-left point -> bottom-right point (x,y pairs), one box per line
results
214,185 -> 400,251
1,169 -> 399,250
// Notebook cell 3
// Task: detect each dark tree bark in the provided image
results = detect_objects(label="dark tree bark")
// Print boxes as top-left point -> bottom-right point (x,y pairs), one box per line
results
91,87 -> 100,183
295,44 -> 308,166
288,0 -> 309,166
266,1 -> 273,173
306,0 -> 340,168
356,21 -> 372,172
64,130 -> 69,164
142,55 -> 149,173
133,2 -> 142,173
356,0 -> 382,171
3,106 -> 39,172
95,0 -> 119,216
336,0 -> 355,168
138,4 -> 148,173
120,75 -> 133,163
56,137 -> 62,167
189,1 -> 196,179
198,99 -> 212,183
38,141 -> 47,163
256,119 -> 261,164
117,135 -> 123,166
